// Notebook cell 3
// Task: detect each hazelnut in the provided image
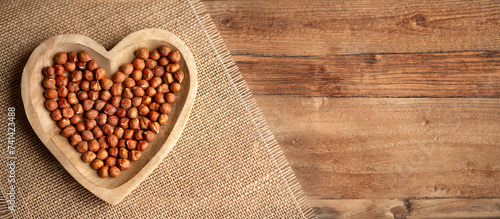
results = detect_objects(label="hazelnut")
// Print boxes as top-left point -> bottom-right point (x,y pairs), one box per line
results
136,47 -> 149,60
165,93 -> 177,103
78,51 -> 92,62
142,69 -> 154,81
96,113 -> 107,126
144,131 -> 155,142
158,57 -> 169,66
67,51 -> 78,62
118,139 -> 126,148
64,62 -> 76,72
67,81 -> 80,92
120,63 -> 134,75
87,60 -> 98,71
142,96 -> 152,105
158,114 -> 169,125
51,109 -> 63,121
117,159 -> 130,171
69,114 -> 82,124
159,103 -> 172,114
166,63 -> 180,73
129,118 -> 140,130
58,98 -> 70,109
70,134 -> 82,146
149,50 -> 161,60
79,81 -> 90,92
150,77 -> 162,88
54,64 -> 66,76
88,90 -> 99,101
102,124 -> 114,136
110,83 -> 123,96
100,90 -> 112,101
109,166 -> 121,177
137,141 -> 149,151
120,98 -> 132,109
110,96 -> 122,108
127,107 -> 138,119
67,92 -> 78,105
133,130 -> 144,140
148,111 -> 160,122
133,58 -> 145,70
107,115 -> 119,126
149,122 -> 160,133
137,80 -> 150,89
100,77 -> 113,90
173,71 -> 185,83
91,159 -> 104,170
112,71 -> 126,83
83,70 -> 94,81
70,70 -> 82,82
76,141 -> 88,153
88,139 -> 100,152
119,148 -> 129,159
157,83 -> 169,94
139,117 -> 151,129
82,151 -> 96,163
106,134 -> 118,147
77,91 -> 88,101
119,118 -> 130,129
170,82 -> 181,93
42,66 -> 55,77
72,103 -> 84,115
168,51 -> 181,63
58,118 -> 71,128
57,87 -> 69,98
126,140 -> 137,150
146,87 -> 157,96
103,103 -> 117,115
90,80 -> 102,91
82,99 -> 93,111
164,73 -> 174,84
94,67 -> 106,80
133,87 -> 145,97
114,127 -> 124,139
115,108 -> 127,118
153,66 -> 165,77
131,97 -> 142,107
123,78 -> 136,88
138,105 -> 150,116
159,46 -> 171,56
92,126 -> 103,138
81,130 -> 94,141
76,62 -> 87,71
85,119 -> 97,130
129,150 -> 142,161
105,156 -> 117,166
98,136 -> 109,149
44,88 -> 58,99
99,166 -> 109,178
145,59 -> 157,69
75,122 -> 86,132
123,129 -> 134,140
54,52 -> 67,64
45,99 -> 58,111
123,88 -> 134,99
94,100 -> 106,111
61,107 -> 74,118
85,109 -> 99,119
131,69 -> 142,81
43,77 -> 56,89
96,149 -> 108,160
154,93 -> 165,104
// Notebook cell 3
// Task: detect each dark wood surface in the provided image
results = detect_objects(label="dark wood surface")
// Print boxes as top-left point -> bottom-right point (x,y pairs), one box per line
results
202,0 -> 500,218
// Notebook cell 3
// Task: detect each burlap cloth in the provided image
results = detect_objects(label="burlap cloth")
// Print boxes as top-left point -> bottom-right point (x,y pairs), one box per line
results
0,0 -> 315,218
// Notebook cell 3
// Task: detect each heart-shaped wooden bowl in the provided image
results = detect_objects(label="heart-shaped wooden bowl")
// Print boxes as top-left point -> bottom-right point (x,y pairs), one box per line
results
21,29 -> 197,205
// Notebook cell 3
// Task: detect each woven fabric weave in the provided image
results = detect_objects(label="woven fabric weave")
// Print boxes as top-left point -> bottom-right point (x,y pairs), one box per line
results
0,0 -> 314,218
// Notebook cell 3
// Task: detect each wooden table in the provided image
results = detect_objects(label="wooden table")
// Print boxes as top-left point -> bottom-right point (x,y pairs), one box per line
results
202,1 -> 500,218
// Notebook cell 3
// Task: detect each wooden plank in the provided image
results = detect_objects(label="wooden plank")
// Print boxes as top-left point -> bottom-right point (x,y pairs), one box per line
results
308,198 -> 500,218
204,0 -> 500,56
233,52 -> 500,97
255,95 -> 500,199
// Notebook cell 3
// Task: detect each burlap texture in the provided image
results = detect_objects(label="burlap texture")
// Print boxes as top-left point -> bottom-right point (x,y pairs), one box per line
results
0,0 -> 314,218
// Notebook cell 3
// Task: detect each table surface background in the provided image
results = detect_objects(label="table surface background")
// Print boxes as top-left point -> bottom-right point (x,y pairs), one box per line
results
202,0 -> 500,218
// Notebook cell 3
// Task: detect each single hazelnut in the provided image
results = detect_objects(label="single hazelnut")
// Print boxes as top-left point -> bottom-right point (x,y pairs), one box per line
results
154,93 -> 165,104
150,77 -> 162,88
115,108 -> 127,118
109,166 -> 121,178
99,166 -> 109,178
75,122 -> 86,132
89,90 -> 99,101
67,92 -> 78,105
76,62 -> 87,71
110,96 -> 121,108
123,88 -> 134,99
165,93 -> 177,103
129,118 -> 140,130
131,97 -> 142,107
102,124 -> 114,136
90,80 -> 102,91
114,127 -> 124,139
146,87 -> 157,97
45,99 -> 58,111
137,141 -> 149,151
83,70 -> 94,81
157,83 -> 169,94
44,88 -> 58,99
67,51 -> 78,62
159,46 -> 171,57
54,52 -> 67,64
58,98 -> 70,109
97,113 -> 107,126
131,69 -> 143,81
69,114 -> 82,125
85,119 -> 97,130
77,91 -> 88,101
81,130 -> 94,141
137,80 -> 150,89
173,71 -> 185,83
158,114 -> 169,125
123,78 -> 136,88
110,83 -> 123,96
133,58 -> 145,70
159,103 -> 172,114
88,139 -> 100,152
98,136 -> 109,149
91,159 -> 104,170
81,99 -> 94,111
119,148 -> 129,159
166,63 -> 180,73
153,66 -> 165,77
94,67 -> 106,80
78,51 -> 92,62
120,98 -> 132,109
123,129 -> 134,140
70,134 -> 82,146
164,73 -> 174,84
129,150 -> 142,161
142,96 -> 153,105
85,109 -> 99,119
142,69 -> 154,81
87,60 -> 98,71
51,109 -> 63,121
139,117 -> 151,130
112,71 -> 126,83
94,100 -> 106,111
69,70 -> 81,82
96,149 -> 108,160
158,56 -> 169,66
100,90 -> 112,101
119,118 -> 130,129
136,47 -> 149,60
126,140 -> 137,150
148,111 -> 160,122
42,66 -> 55,77
76,141 -> 88,153
106,134 -> 118,147
105,156 -> 117,166
107,115 -> 119,126
144,131 -> 155,142
170,82 -> 181,93
168,51 -> 181,63
118,139 -> 126,148
54,64 -> 66,76
133,87 -> 145,97
58,118 -> 71,128
117,158 -> 130,171
149,122 -> 160,133
92,126 -> 103,138
138,105 -> 150,116
100,77 -> 113,90
120,63 -> 134,75
61,107 -> 74,118
145,59 -> 157,69
103,103 -> 117,115
149,49 -> 161,60
80,80 -> 90,92
72,103 -> 84,115
82,151 -> 96,163
57,86 -> 69,98
127,107 -> 138,119
68,81 -> 80,92
133,130 -> 144,140
43,77 -> 56,89
64,62 -> 76,72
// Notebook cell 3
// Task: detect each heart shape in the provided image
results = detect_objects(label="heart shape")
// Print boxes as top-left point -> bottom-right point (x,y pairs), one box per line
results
21,29 -> 197,204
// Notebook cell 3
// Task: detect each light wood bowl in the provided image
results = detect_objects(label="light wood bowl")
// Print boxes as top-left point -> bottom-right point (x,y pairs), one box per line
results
21,29 -> 197,205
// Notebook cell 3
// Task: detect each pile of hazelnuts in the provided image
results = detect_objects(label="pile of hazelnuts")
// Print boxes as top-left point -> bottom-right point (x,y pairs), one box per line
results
42,46 -> 184,178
